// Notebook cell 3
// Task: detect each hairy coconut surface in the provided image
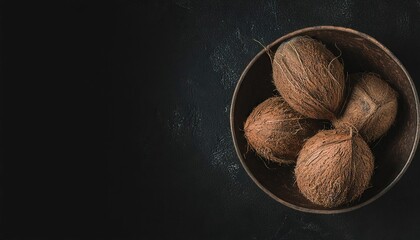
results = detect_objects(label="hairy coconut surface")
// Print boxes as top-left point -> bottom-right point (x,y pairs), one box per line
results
333,73 -> 398,142
244,96 -> 321,164
272,36 -> 345,120
295,129 -> 374,208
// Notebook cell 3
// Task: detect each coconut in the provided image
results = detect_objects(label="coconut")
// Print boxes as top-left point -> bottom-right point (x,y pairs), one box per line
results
272,36 -> 345,120
244,96 -> 321,164
295,129 -> 374,208
333,73 -> 398,142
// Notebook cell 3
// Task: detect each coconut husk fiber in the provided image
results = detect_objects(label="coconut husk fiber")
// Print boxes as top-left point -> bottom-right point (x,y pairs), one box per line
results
295,129 -> 374,208
333,73 -> 398,143
272,36 -> 345,121
244,96 -> 321,164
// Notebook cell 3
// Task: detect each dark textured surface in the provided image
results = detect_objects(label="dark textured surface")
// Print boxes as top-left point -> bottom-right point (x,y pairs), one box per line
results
2,0 -> 420,239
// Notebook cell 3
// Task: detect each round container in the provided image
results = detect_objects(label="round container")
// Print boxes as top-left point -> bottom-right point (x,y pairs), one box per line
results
230,26 -> 419,213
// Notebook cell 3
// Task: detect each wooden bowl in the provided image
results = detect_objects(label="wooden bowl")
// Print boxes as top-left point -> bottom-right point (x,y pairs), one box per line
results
230,26 -> 420,213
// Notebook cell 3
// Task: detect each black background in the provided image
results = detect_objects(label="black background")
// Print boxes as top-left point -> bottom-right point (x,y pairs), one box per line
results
1,0 -> 420,239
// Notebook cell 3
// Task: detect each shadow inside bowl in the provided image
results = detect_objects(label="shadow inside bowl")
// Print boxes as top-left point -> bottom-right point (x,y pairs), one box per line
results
231,26 -> 419,213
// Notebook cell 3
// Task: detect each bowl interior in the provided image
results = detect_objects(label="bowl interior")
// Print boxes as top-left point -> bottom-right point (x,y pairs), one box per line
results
231,27 -> 419,213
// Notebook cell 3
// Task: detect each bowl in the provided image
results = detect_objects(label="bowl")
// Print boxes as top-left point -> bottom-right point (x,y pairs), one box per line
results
230,26 -> 420,213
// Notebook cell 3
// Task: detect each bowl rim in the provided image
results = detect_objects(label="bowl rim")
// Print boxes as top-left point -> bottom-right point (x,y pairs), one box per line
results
230,25 -> 420,214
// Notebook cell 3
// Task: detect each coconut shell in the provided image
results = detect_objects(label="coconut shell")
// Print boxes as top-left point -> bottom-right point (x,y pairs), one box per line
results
272,36 -> 345,120
295,129 -> 374,208
244,96 -> 321,164
333,73 -> 398,142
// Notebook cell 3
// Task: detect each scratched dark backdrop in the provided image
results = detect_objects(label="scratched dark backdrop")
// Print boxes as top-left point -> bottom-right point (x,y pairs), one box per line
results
2,0 -> 420,239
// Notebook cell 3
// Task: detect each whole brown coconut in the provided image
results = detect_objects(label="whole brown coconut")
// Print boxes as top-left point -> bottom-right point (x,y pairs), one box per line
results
244,96 -> 321,164
333,73 -> 398,142
272,36 -> 345,120
295,129 -> 374,208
